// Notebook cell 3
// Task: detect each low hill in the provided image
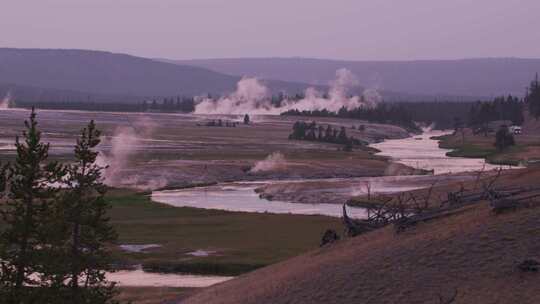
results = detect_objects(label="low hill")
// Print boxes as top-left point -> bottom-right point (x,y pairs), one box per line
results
0,48 -> 320,102
0,82 -> 139,104
171,57 -> 540,98
0,48 -> 240,97
181,167 -> 540,304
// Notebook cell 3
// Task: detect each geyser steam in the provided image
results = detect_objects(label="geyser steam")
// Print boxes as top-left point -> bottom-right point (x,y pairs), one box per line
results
194,69 -> 381,115
96,126 -> 138,186
0,92 -> 12,109
96,116 -> 160,189
250,152 -> 287,173
195,77 -> 273,115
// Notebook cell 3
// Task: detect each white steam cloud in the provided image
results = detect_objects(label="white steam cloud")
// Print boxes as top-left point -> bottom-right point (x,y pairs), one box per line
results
0,92 -> 12,109
96,116 -> 159,188
250,152 -> 288,173
96,126 -> 138,185
194,68 -> 381,115
195,77 -> 273,115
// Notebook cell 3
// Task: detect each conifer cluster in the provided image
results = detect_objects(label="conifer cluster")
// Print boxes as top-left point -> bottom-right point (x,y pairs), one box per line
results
0,109 -> 117,304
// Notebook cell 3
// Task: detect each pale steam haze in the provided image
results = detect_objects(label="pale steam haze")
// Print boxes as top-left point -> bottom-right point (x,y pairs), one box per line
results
0,92 -> 12,109
250,152 -> 288,173
194,68 -> 380,115
95,116 -> 166,189
1,0 -> 539,60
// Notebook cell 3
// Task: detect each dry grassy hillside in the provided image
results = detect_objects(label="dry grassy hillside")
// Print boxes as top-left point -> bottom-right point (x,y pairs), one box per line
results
180,168 -> 540,304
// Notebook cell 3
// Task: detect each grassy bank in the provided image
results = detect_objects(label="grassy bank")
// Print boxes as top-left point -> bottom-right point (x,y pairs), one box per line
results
107,190 -> 342,276
116,287 -> 196,304
434,131 -> 540,166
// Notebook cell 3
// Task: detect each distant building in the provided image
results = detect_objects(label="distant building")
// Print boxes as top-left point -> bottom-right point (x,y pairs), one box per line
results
509,125 -> 522,135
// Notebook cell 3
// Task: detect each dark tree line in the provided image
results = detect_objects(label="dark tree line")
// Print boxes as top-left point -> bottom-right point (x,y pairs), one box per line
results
16,96 -> 196,113
282,103 -> 419,132
141,96 -> 195,112
281,96 -> 527,132
0,109 -> 117,304
199,119 -> 239,127
399,101 -> 476,130
468,95 -> 524,129
13,74 -> 539,131
289,121 -> 364,151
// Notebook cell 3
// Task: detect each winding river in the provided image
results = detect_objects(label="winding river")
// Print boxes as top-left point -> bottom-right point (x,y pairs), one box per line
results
150,130 -> 503,217
117,129 -> 510,288
371,130 -> 503,174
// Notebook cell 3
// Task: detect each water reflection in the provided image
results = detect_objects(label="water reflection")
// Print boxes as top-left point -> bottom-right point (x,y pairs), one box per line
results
152,182 -> 368,218
371,130 -> 505,174
151,130 -> 506,217
108,268 -> 233,288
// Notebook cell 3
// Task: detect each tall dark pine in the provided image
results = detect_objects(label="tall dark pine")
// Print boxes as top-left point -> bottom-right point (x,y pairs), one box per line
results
494,125 -> 515,151
60,120 -> 118,303
0,108 -> 64,303
337,127 -> 348,144
528,73 -> 540,119
0,161 -> 7,193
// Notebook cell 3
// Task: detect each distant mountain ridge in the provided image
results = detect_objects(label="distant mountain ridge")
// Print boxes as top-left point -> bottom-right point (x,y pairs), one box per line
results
0,48 -> 323,103
0,48 -> 240,97
0,48 -> 520,104
168,57 -> 540,98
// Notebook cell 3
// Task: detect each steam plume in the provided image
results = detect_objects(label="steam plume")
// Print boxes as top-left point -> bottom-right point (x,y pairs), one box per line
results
250,152 -> 287,173
195,77 -> 273,115
194,69 -> 381,115
96,126 -> 138,185
96,116 -> 158,188
0,92 -> 12,109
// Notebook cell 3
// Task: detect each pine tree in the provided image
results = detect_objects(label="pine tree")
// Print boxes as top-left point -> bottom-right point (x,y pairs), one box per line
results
306,126 -> 316,140
0,161 -> 7,194
528,73 -> 540,119
324,125 -> 333,141
0,108 -> 65,303
494,125 -> 515,151
58,120 -> 118,303
317,125 -> 324,141
337,127 -> 348,144
332,129 -> 338,142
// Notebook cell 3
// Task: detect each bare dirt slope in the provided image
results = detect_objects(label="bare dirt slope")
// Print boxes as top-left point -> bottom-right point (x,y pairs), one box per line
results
181,168 -> 540,304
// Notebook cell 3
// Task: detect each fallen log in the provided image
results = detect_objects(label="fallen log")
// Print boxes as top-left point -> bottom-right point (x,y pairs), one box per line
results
490,192 -> 540,214
394,207 -> 471,233
490,198 -> 518,214
343,185 -> 540,236
440,186 -> 540,208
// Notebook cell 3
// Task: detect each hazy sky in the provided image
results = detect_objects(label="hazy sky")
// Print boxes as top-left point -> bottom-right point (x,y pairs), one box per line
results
2,0 -> 540,60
